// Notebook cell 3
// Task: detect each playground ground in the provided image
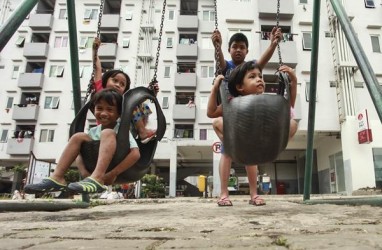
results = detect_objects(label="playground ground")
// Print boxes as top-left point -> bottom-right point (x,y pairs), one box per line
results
0,194 -> 382,249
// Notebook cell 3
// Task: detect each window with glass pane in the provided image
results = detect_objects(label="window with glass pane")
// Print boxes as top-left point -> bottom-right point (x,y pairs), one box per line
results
302,32 -> 312,50
373,148 -> 382,188
300,0 -> 308,3
44,97 -> 60,109
15,37 -> 25,47
201,66 -> 214,78
0,129 -> 8,143
203,11 -> 215,21
54,36 -> 68,48
122,38 -> 130,48
40,129 -> 54,142
79,37 -> 88,48
168,10 -> 174,20
6,97 -> 14,109
164,66 -> 171,78
371,35 -> 381,53
125,10 -> 133,20
174,124 -> 194,138
364,0 -> 375,8
167,37 -> 173,48
162,97 -> 169,109
200,129 -> 207,140
58,9 -> 67,19
12,66 -> 20,79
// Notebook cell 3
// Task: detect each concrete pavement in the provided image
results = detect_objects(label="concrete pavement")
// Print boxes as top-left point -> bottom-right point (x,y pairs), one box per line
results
1,195 -> 382,249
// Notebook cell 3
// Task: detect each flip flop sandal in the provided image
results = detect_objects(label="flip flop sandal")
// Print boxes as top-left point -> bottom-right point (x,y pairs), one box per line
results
24,177 -> 67,194
141,133 -> 156,144
217,197 -> 233,207
68,177 -> 107,194
249,195 -> 266,206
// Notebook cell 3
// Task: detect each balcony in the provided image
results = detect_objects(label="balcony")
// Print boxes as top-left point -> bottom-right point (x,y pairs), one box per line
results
258,0 -> 294,19
12,104 -> 39,121
174,73 -> 197,88
29,14 -> 53,30
98,43 -> 117,60
18,73 -> 44,89
23,43 -> 49,59
100,14 -> 120,31
177,15 -> 198,31
6,138 -> 34,155
173,104 -> 196,120
176,44 -> 198,59
259,39 -> 297,68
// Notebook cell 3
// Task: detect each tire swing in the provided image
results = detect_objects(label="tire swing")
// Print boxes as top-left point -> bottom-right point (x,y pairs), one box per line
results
215,0 -> 291,165
69,0 -> 167,184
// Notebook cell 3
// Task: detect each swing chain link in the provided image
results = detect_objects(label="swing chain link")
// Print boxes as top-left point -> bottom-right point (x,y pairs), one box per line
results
276,0 -> 283,68
151,0 -> 166,88
213,0 -> 221,76
84,0 -> 105,103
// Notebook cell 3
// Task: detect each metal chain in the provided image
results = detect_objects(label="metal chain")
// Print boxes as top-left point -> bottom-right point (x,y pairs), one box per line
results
150,0 -> 166,87
213,0 -> 221,76
276,0 -> 283,68
84,0 -> 104,103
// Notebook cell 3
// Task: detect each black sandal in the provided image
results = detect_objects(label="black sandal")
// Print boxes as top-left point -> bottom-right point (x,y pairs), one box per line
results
68,177 -> 107,194
24,177 -> 67,194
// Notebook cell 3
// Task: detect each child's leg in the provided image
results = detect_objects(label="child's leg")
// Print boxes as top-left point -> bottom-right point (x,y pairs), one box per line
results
289,119 -> 298,140
246,165 -> 265,205
51,132 -> 92,184
132,103 -> 156,141
219,153 -> 232,200
75,155 -> 91,178
89,128 -> 117,184
103,147 -> 140,185
212,117 -> 224,141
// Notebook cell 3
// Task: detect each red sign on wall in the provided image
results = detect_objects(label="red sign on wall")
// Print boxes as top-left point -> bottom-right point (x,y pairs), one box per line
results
357,109 -> 372,144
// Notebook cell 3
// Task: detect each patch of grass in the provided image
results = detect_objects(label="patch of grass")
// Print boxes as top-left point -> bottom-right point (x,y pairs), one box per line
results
273,236 -> 289,247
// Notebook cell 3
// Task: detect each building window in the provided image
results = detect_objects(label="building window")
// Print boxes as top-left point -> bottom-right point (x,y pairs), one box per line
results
79,36 -> 94,49
125,10 -> 133,20
200,129 -> 207,140
49,65 -> 65,77
300,0 -> 308,3
201,37 -> 213,49
79,65 -> 92,78
174,124 -> 194,139
6,97 -> 14,109
365,0 -> 375,8
166,37 -> 173,48
371,35 -> 381,53
162,97 -> 169,109
122,37 -> 130,48
58,9 -> 67,19
11,66 -> 20,79
200,96 -> 208,109
0,129 -> 8,143
302,32 -> 312,50
202,10 -> 215,21
15,36 -> 25,47
54,36 -> 68,48
84,9 -> 98,20
201,66 -> 214,78
305,81 -> 318,102
40,129 -> 55,142
164,66 -> 171,78
44,97 -> 60,109
168,10 -> 174,20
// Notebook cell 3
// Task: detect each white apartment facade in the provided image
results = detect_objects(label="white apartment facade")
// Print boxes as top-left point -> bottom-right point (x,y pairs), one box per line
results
0,0 -> 381,197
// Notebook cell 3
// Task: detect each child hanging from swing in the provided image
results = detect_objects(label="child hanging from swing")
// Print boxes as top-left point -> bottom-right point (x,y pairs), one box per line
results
207,61 -> 298,206
24,89 -> 140,194
92,37 -> 158,144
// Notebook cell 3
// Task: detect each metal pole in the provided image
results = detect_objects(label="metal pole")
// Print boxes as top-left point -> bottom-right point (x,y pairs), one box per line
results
66,0 -> 82,115
330,0 -> 382,123
0,0 -> 38,51
303,0 -> 321,201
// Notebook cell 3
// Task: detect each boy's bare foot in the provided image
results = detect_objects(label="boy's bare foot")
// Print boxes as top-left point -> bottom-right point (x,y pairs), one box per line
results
140,129 -> 157,144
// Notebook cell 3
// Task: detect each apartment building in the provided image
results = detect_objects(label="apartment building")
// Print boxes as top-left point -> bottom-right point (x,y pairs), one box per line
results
0,0 -> 381,197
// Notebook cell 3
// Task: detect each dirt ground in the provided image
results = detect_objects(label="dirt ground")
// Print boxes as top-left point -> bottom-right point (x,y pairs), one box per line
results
0,195 -> 382,249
